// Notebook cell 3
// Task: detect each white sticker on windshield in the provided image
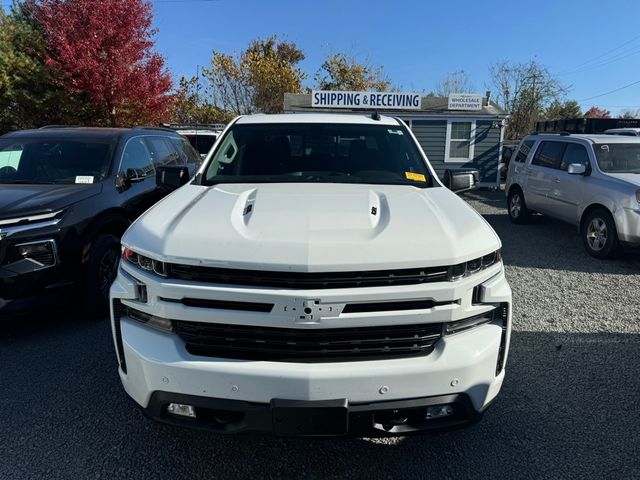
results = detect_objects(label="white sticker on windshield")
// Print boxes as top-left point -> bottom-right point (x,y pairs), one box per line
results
601,145 -> 609,152
75,176 -> 94,184
388,129 -> 404,135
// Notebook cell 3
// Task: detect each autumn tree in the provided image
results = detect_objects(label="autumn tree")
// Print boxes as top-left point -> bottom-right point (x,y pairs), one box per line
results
314,52 -> 391,91
170,75 -> 234,125
543,100 -> 582,120
0,2 -> 88,132
434,70 -> 474,96
33,0 -> 173,127
584,106 -> 611,119
203,36 -> 306,115
489,59 -> 567,139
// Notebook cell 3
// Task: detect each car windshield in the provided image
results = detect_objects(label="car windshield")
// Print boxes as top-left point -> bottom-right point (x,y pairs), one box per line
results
202,123 -> 434,188
594,143 -> 640,173
0,137 -> 115,184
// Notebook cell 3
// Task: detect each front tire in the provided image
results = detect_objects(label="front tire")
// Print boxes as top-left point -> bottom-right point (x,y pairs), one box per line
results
582,208 -> 619,259
507,188 -> 530,224
85,234 -> 120,315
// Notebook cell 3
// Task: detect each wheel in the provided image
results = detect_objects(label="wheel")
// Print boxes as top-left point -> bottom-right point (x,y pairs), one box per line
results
85,234 -> 121,315
581,208 -> 619,259
507,188 -> 530,224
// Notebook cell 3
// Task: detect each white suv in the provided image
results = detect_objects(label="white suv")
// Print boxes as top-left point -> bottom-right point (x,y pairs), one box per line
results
110,113 -> 512,436
506,133 -> 640,258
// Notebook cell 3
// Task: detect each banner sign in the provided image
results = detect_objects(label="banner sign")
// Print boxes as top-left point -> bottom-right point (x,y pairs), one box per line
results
447,93 -> 483,110
311,90 -> 422,110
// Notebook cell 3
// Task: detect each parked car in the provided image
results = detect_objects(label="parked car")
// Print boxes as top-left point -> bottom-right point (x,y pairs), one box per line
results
110,113 -> 512,437
0,126 -> 199,315
505,133 -> 640,258
498,142 -> 519,181
604,128 -> 640,137
169,124 -> 225,159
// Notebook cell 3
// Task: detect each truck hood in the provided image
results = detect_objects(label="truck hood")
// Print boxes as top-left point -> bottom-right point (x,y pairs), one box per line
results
124,183 -> 501,272
0,183 -> 102,220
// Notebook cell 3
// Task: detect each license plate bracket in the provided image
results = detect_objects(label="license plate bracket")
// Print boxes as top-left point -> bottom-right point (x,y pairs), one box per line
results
271,398 -> 348,436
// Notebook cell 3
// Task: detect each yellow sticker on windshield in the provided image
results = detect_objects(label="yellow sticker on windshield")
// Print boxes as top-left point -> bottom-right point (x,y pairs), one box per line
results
405,172 -> 426,182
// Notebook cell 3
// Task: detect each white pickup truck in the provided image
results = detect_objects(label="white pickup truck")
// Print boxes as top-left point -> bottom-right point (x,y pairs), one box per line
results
110,113 -> 512,436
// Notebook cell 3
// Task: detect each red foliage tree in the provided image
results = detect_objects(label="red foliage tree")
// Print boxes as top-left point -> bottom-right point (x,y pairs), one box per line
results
584,106 -> 611,119
34,0 -> 173,126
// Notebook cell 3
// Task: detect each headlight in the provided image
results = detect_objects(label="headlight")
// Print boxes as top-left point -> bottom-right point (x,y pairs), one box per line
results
122,247 -> 167,277
16,239 -> 58,267
448,249 -> 501,281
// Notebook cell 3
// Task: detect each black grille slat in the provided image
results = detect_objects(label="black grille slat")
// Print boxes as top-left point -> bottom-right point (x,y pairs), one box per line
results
174,320 -> 442,362
161,297 -> 274,313
167,264 -> 449,289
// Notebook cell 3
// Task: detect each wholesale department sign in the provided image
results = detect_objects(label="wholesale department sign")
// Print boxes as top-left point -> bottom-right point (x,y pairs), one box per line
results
447,93 -> 484,110
311,91 -> 421,110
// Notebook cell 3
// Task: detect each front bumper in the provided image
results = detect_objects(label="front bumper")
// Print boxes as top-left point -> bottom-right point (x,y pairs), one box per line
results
111,262 -> 512,436
615,207 -> 640,245
142,391 -> 486,437
0,261 -> 71,314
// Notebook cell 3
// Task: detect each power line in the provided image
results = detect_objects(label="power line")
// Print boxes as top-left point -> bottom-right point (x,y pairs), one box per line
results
555,33 -> 640,75
578,79 -> 640,102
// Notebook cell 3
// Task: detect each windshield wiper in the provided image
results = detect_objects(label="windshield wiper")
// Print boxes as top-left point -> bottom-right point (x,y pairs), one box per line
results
0,180 -> 57,185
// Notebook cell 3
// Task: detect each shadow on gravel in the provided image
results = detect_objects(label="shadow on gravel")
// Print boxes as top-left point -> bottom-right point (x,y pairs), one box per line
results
0,314 -> 638,480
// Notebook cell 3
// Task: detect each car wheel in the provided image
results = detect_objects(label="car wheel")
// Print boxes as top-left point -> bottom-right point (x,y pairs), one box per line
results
507,188 -> 530,224
85,234 -> 120,315
582,209 -> 619,259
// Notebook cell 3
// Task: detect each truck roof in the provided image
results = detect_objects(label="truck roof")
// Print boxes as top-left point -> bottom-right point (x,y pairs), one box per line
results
235,113 -> 402,126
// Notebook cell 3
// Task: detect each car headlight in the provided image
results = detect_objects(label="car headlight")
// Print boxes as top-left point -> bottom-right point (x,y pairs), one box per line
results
122,247 -> 167,277
448,249 -> 501,281
16,239 -> 58,267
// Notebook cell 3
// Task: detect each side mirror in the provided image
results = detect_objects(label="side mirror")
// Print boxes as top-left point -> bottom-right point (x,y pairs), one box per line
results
567,163 -> 587,175
444,168 -> 479,193
156,165 -> 190,191
126,168 -> 147,182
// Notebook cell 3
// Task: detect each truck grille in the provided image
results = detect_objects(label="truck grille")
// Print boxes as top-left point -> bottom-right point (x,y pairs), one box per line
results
166,265 -> 450,289
174,320 -> 443,362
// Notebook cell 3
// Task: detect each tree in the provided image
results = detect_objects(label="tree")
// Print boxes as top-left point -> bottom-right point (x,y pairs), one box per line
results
434,70 -> 474,96
618,108 -> 640,119
171,75 -> 234,124
33,0 -> 173,127
584,106 -> 611,119
489,59 -> 567,139
0,2 -> 87,132
245,36 -> 306,113
314,52 -> 390,91
203,36 -> 306,115
543,100 -> 582,120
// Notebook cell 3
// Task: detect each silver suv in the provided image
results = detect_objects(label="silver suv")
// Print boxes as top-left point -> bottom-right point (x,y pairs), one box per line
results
505,133 -> 640,258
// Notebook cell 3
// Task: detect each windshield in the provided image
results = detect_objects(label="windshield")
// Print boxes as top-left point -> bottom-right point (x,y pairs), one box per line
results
594,143 -> 640,173
202,123 -> 434,188
184,134 -> 217,156
0,138 -> 115,184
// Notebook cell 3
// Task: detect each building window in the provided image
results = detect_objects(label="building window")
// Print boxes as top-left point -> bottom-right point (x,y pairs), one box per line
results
444,120 -> 476,162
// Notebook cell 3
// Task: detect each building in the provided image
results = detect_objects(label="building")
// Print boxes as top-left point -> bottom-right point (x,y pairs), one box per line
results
284,92 -> 509,188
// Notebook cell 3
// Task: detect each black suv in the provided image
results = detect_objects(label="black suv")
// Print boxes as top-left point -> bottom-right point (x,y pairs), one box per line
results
0,126 -> 199,315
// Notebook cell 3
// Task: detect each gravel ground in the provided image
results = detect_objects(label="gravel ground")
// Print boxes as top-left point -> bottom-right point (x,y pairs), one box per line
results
1,189 -> 639,479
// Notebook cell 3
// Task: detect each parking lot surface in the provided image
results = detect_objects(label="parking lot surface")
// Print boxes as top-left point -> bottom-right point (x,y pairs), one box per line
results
1,189 -> 639,480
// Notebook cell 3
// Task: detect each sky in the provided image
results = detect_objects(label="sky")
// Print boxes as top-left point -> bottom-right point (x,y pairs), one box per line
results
4,0 -> 640,116
147,0 -> 640,116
